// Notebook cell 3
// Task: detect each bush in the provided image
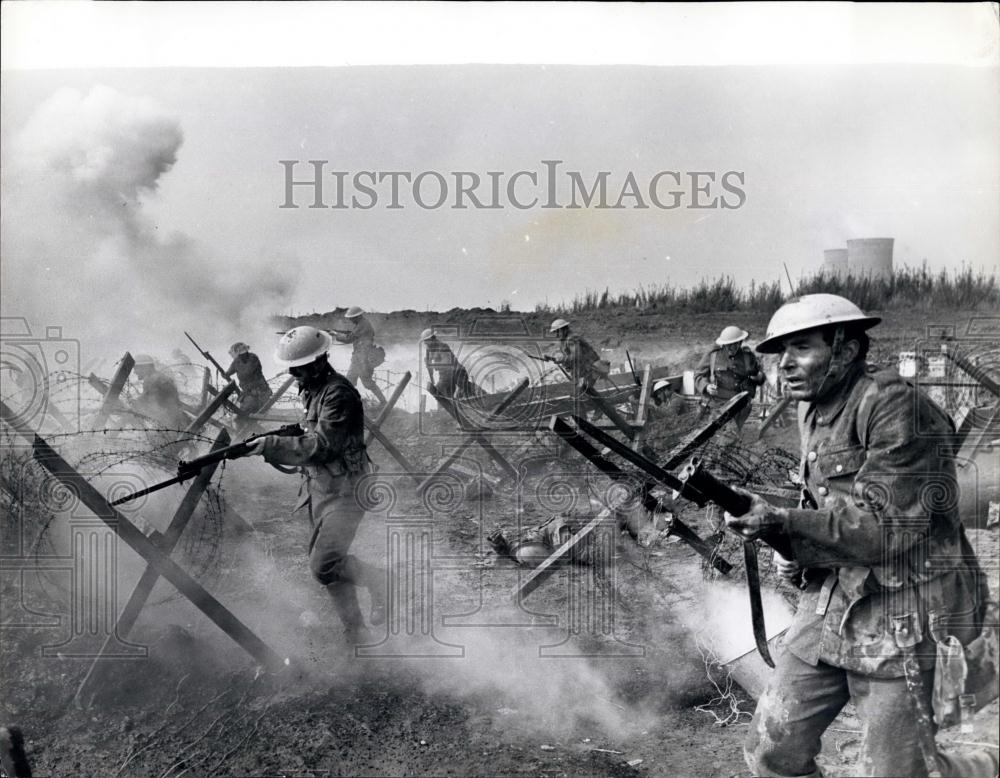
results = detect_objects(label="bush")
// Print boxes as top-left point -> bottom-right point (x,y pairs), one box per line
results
544,264 -> 997,315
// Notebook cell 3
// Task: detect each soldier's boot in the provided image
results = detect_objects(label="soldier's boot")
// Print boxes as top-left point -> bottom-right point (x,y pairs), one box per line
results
342,557 -> 387,627
327,582 -> 367,643
364,376 -> 387,408
938,748 -> 999,778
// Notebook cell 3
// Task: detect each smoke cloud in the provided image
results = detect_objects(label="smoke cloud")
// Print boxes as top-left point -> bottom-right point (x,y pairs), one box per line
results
1,85 -> 297,362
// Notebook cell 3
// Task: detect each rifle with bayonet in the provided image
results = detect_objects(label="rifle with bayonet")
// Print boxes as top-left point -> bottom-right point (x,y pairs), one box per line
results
185,332 -> 241,395
110,423 -> 303,506
554,413 -> 791,668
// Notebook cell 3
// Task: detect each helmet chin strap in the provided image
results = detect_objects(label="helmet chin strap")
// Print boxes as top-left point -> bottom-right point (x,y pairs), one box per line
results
815,325 -> 845,400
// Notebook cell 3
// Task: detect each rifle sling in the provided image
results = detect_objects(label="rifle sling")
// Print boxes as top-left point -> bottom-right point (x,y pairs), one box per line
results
743,539 -> 775,668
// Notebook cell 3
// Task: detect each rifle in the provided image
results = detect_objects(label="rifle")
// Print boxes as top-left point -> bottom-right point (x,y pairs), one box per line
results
674,457 -> 794,668
526,353 -> 558,363
109,423 -> 303,506
560,413 -> 789,668
184,332 -> 241,395
625,349 -> 640,387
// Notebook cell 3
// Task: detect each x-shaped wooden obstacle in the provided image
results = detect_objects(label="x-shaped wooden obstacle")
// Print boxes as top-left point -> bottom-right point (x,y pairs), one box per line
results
0,402 -> 285,684
424,379 -> 529,489
417,378 -> 529,495
73,428 -> 238,707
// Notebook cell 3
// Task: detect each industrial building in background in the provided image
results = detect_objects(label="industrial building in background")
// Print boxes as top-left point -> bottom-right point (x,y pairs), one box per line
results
821,237 -> 895,280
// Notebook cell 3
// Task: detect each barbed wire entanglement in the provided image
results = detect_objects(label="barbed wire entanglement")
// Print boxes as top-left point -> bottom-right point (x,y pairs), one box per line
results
1,368 -> 236,609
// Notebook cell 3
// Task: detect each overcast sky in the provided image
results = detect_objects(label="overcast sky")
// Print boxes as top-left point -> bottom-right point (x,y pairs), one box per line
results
1,4 -> 997,358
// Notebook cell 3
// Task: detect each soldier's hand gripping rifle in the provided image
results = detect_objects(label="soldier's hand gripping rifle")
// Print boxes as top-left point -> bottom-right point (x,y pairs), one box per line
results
185,331 -> 241,395
558,409 -> 791,668
675,457 -> 795,668
110,423 -> 303,506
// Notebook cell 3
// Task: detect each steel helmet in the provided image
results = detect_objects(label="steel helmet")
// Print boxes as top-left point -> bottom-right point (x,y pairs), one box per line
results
652,378 -> 674,394
549,318 -> 570,333
345,306 -> 364,319
716,326 -> 749,347
133,353 -> 156,368
229,342 -> 250,357
274,326 -> 332,367
756,294 -> 881,354
419,328 -> 436,342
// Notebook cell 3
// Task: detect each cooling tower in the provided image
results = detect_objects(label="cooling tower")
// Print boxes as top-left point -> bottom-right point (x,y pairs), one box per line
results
822,248 -> 849,278
847,238 -> 894,280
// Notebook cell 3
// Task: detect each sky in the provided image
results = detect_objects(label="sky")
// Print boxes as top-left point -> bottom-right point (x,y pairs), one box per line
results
0,3 -> 997,361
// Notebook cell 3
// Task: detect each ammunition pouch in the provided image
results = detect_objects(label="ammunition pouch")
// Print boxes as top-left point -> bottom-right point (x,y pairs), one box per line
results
931,600 -> 1000,730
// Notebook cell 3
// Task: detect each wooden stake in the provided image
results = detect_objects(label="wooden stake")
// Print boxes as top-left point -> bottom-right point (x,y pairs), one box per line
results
0,401 -> 284,671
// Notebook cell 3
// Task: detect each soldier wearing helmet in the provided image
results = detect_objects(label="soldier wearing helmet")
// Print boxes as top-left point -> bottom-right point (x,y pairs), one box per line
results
547,319 -> 608,393
725,295 -> 993,778
420,328 -> 478,399
693,324 -> 765,430
333,306 -> 387,407
224,342 -> 271,415
239,326 -> 386,643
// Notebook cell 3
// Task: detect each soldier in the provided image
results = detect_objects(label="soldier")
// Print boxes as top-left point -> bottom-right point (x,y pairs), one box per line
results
420,328 -> 477,399
334,306 -> 387,407
694,324 -> 765,430
724,294 -> 995,778
547,319 -> 608,393
131,354 -> 189,432
240,326 -> 386,643
223,342 -> 272,415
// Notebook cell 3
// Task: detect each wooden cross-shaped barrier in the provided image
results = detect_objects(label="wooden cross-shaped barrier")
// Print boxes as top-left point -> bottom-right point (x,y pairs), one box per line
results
427,379 -> 528,485
0,401 -> 284,675
361,371 -> 422,484
73,428 -> 235,707
582,385 -> 637,441
245,377 -> 297,423
185,381 -> 238,436
757,395 -> 793,440
417,378 -> 529,495
547,414 -> 733,575
90,352 -> 135,430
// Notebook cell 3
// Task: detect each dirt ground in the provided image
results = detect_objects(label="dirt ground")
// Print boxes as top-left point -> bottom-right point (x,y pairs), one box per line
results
2,307 -> 998,777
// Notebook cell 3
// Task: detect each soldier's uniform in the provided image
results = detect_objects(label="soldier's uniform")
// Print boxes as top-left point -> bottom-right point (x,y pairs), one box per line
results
424,337 -> 476,399
746,361 -> 991,778
259,365 -> 383,632
694,344 -> 765,428
555,334 -> 603,392
136,369 -> 189,431
337,317 -> 386,405
224,351 -> 271,415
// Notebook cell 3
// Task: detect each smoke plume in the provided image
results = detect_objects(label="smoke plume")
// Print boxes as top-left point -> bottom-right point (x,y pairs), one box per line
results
1,85 -> 297,361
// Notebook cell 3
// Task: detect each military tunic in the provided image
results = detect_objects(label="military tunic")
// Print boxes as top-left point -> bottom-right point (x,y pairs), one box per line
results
694,344 -> 765,399
338,317 -> 376,377
745,361 -> 990,778
780,362 -> 985,676
555,334 -> 602,391
224,352 -> 271,414
425,338 -> 476,398
260,368 -> 374,595
136,370 -> 189,431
